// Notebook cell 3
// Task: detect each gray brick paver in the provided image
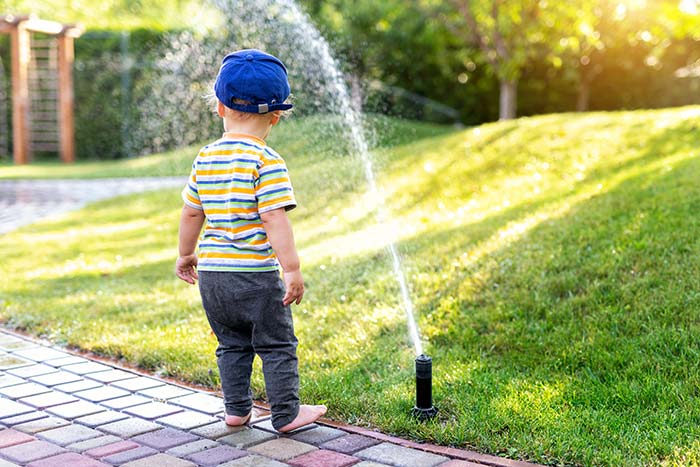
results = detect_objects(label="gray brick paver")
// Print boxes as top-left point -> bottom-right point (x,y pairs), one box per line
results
121,453 -> 197,467
156,410 -> 219,430
247,438 -> 317,461
44,356 -> 88,367
0,398 -> 34,419
101,445 -> 157,464
165,439 -> 219,457
190,421 -> 247,440
111,377 -> 165,392
218,427 -> 277,449
62,362 -> 112,375
53,379 -> 102,394
218,455 -> 289,467
14,417 -> 71,434
355,442 -> 449,467
0,382 -> 51,399
1,412 -> 48,427
19,390 -> 78,408
290,425 -> 346,445
66,435 -> 122,452
0,374 -> 25,388
73,386 -> 129,402
0,459 -> 21,467
7,364 -> 58,378
186,444 -> 248,466
131,427 -> 198,450
138,385 -> 193,400
123,401 -> 183,419
12,347 -> 69,362
85,369 -> 137,383
74,411 -> 129,428
37,424 -> 102,446
46,400 -> 106,419
100,394 -> 151,410
98,418 -> 163,438
169,393 -> 222,414
30,371 -> 82,387
0,355 -> 32,370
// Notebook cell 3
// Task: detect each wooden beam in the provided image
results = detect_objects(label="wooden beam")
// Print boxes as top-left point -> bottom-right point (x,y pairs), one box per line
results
10,21 -> 30,164
57,34 -> 76,163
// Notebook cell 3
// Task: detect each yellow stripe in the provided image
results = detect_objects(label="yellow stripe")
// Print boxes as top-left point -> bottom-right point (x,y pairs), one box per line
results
205,207 -> 257,215
258,196 -> 293,210
200,252 -> 275,260
257,177 -> 290,189
198,187 -> 255,195
200,148 -> 261,157
184,193 -> 201,205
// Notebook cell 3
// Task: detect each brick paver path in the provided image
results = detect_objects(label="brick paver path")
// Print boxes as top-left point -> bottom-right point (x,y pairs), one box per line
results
0,177 -> 185,235
0,330 -> 544,467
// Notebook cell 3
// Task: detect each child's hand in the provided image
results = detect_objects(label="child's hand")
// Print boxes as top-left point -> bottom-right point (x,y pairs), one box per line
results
175,254 -> 199,284
283,269 -> 304,305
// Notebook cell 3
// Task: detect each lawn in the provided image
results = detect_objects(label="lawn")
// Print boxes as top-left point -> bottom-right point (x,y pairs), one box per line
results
2,108 -> 700,466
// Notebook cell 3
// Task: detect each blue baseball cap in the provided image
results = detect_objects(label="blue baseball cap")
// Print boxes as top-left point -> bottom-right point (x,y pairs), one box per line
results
214,49 -> 293,114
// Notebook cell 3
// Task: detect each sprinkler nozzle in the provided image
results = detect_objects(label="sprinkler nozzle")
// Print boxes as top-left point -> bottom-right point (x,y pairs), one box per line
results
411,354 -> 438,421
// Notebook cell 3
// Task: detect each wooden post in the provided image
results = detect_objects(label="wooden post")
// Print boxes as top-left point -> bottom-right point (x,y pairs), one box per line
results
10,20 -> 30,164
57,32 -> 75,163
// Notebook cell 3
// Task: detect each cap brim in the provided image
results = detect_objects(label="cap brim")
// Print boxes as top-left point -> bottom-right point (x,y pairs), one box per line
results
227,102 -> 293,114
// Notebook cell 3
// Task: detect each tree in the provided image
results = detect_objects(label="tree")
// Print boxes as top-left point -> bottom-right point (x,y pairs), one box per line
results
443,0 -> 548,120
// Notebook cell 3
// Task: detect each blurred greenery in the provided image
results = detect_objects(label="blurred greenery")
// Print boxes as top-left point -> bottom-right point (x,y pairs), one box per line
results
2,108 -> 700,466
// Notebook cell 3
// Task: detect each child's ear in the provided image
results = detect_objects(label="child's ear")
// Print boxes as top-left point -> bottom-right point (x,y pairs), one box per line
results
270,112 -> 282,126
217,101 -> 226,118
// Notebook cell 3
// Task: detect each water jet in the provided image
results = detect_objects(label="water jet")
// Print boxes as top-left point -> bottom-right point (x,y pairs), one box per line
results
411,354 -> 438,421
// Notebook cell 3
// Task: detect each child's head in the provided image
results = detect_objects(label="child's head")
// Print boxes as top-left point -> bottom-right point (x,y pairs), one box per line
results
214,49 -> 293,121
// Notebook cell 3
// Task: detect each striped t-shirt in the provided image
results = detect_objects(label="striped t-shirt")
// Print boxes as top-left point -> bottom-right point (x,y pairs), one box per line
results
181,133 -> 297,272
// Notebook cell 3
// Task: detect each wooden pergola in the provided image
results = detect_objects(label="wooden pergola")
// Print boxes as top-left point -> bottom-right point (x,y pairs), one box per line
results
0,14 -> 82,164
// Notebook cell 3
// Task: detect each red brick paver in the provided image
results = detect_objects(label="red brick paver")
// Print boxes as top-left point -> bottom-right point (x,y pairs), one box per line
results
0,429 -> 34,448
84,440 -> 140,458
26,452 -> 110,467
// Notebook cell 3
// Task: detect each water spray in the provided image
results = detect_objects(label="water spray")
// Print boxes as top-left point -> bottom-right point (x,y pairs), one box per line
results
411,354 -> 438,421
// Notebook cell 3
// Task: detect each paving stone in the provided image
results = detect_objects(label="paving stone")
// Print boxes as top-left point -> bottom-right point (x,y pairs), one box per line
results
290,426 -> 346,445
186,444 -> 248,466
190,421 -> 247,440
218,427 -> 277,449
12,347 -> 69,362
0,355 -> 32,371
123,401 -> 183,419
1,412 -> 48,427
0,429 -> 35,448
46,400 -> 105,419
253,418 -> 317,434
30,371 -> 82,387
288,449 -> 360,467
101,394 -> 151,410
0,398 -> 34,419
14,417 -> 71,434
25,452 -> 111,467
156,411 -> 219,430
131,427 -> 198,450
101,445 -> 157,465
319,434 -> 381,454
218,455 -> 288,467
0,382 -> 52,399
122,453 -> 197,467
0,459 -> 20,467
66,435 -> 122,452
0,374 -> 24,388
439,461 -> 488,467
138,385 -> 193,400
355,442 -> 449,467
0,440 -> 67,463
19,390 -> 78,408
169,393 -> 222,414
165,439 -> 219,457
0,340 -> 37,351
44,356 -> 88,367
352,462 -> 393,467
37,424 -> 102,446
111,377 -> 165,392
0,335 -> 23,346
73,386 -> 129,402
53,379 -> 102,394
6,364 -> 57,378
85,369 -> 136,383
248,438 -> 318,461
98,418 -> 163,438
74,411 -> 129,428
62,362 -> 112,375
84,440 -> 140,458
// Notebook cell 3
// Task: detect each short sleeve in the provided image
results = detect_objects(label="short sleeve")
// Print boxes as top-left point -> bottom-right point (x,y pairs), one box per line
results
255,156 -> 297,213
181,160 -> 203,210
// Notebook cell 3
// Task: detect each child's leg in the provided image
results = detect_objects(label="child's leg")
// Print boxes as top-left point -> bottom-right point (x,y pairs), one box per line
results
199,271 -> 255,420
252,273 -> 326,431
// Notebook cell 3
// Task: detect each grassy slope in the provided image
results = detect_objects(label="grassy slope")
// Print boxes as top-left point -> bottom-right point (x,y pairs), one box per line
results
2,109 -> 700,466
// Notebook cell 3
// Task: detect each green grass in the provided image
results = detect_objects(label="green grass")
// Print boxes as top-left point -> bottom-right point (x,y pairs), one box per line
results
2,108 -> 700,466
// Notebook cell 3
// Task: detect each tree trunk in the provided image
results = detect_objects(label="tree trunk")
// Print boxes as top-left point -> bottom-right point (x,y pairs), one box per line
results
576,79 -> 590,112
348,73 -> 363,113
499,79 -> 517,120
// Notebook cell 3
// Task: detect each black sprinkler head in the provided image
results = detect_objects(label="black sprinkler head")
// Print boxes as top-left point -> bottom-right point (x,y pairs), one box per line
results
411,354 -> 438,421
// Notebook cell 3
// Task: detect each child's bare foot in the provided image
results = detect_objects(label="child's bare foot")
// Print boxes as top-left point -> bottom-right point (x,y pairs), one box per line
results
277,404 -> 327,433
224,410 -> 252,426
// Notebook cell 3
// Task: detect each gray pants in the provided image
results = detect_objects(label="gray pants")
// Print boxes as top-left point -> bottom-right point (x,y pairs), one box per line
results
198,271 -> 299,430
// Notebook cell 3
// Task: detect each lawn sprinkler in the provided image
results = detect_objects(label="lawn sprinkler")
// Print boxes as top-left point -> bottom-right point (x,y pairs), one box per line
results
411,354 -> 438,421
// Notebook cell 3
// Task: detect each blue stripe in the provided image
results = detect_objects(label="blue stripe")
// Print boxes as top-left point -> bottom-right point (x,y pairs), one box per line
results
201,197 -> 256,204
200,233 -> 265,245
198,177 -> 252,184
258,187 -> 292,197
199,262 -> 277,268
210,140 -> 262,150
197,159 -> 256,165
258,168 -> 287,177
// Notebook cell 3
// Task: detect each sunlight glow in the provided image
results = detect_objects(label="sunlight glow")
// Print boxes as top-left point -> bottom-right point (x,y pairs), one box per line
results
679,0 -> 699,14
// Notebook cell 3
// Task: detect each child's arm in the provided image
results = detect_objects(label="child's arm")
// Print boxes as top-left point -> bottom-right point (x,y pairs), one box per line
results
260,207 -> 304,306
176,205 -> 206,284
